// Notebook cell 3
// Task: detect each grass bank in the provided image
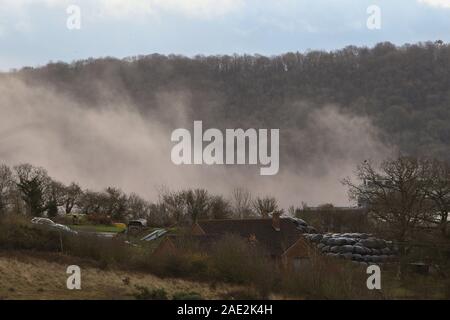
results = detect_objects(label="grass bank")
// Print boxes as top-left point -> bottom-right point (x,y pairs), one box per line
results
1,214 -> 448,300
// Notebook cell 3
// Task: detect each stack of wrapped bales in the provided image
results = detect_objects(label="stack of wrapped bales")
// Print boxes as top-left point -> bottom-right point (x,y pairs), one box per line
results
303,233 -> 398,265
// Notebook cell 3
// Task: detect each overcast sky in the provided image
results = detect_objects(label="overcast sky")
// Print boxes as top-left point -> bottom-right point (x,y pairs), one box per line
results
1,0 -> 450,71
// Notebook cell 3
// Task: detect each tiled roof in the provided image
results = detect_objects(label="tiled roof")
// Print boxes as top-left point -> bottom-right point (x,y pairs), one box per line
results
197,218 -> 303,256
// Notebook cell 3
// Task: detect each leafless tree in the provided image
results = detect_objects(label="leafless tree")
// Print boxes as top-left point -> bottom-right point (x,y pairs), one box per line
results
103,187 -> 128,220
62,182 -> 83,214
0,164 -> 13,214
232,188 -> 253,218
159,188 -> 186,224
209,195 -> 232,220
78,190 -> 104,215
14,163 -> 51,216
147,202 -> 172,227
45,180 -> 66,217
343,157 -> 432,242
253,196 -> 282,218
127,193 -> 150,219
421,159 -> 450,236
183,189 -> 210,224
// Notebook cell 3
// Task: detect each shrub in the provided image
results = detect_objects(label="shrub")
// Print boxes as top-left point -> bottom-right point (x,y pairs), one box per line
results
56,214 -> 88,225
133,286 -> 168,300
0,214 -> 134,269
172,291 -> 203,300
159,253 -> 198,278
0,215 -> 62,251
63,234 -> 131,268
209,235 -> 274,284
189,254 -> 210,278
279,256 -> 379,300
140,246 -> 211,279
221,288 -> 263,300
86,213 -> 112,225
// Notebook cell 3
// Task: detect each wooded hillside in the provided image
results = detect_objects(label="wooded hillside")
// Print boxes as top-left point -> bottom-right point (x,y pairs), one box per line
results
7,41 -> 450,160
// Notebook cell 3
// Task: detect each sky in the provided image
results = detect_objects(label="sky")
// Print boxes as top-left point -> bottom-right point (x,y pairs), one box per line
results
0,0 -> 450,71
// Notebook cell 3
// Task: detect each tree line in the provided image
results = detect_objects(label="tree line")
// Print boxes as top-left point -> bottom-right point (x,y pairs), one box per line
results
1,158 -> 449,241
0,163 -> 282,225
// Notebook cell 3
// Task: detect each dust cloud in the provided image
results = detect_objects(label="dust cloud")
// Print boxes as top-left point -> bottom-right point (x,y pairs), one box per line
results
0,76 -> 392,207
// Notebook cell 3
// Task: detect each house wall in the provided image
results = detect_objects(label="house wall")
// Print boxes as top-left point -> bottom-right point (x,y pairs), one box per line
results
281,238 -> 315,269
156,224 -> 315,271
152,237 -> 177,257
191,223 -> 206,236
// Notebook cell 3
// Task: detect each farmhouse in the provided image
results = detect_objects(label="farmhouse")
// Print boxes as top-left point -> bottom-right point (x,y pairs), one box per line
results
152,212 -> 398,268
153,213 -> 314,269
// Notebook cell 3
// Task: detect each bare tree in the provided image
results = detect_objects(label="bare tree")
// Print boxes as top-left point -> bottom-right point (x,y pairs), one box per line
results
62,182 -> 83,214
127,193 -> 150,219
78,190 -> 104,215
421,159 -> 450,236
0,164 -> 13,215
232,188 -> 253,218
45,180 -> 66,218
159,188 -> 186,224
183,189 -> 210,224
148,202 -> 172,227
104,187 -> 128,220
253,196 -> 282,218
209,195 -> 232,220
343,157 -> 431,242
14,164 -> 51,216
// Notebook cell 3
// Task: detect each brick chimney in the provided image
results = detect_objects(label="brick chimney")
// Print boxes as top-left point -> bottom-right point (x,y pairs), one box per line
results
272,211 -> 281,231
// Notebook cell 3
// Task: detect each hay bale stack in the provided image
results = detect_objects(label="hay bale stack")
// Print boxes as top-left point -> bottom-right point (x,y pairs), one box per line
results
304,232 -> 396,264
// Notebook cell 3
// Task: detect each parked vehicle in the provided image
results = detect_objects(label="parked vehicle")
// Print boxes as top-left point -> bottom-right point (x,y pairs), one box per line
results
127,219 -> 148,235
128,219 -> 147,228
31,217 -> 78,235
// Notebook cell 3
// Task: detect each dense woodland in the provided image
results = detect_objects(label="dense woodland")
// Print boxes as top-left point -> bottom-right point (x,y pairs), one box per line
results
4,41 -> 450,161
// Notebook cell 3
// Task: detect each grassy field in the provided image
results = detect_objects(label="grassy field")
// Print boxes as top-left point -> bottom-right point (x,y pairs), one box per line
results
1,216 -> 448,300
0,251 -> 242,300
1,250 -> 447,300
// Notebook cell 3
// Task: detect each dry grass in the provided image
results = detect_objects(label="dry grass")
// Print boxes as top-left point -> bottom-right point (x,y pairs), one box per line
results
0,251 -> 240,300
1,217 -> 447,300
